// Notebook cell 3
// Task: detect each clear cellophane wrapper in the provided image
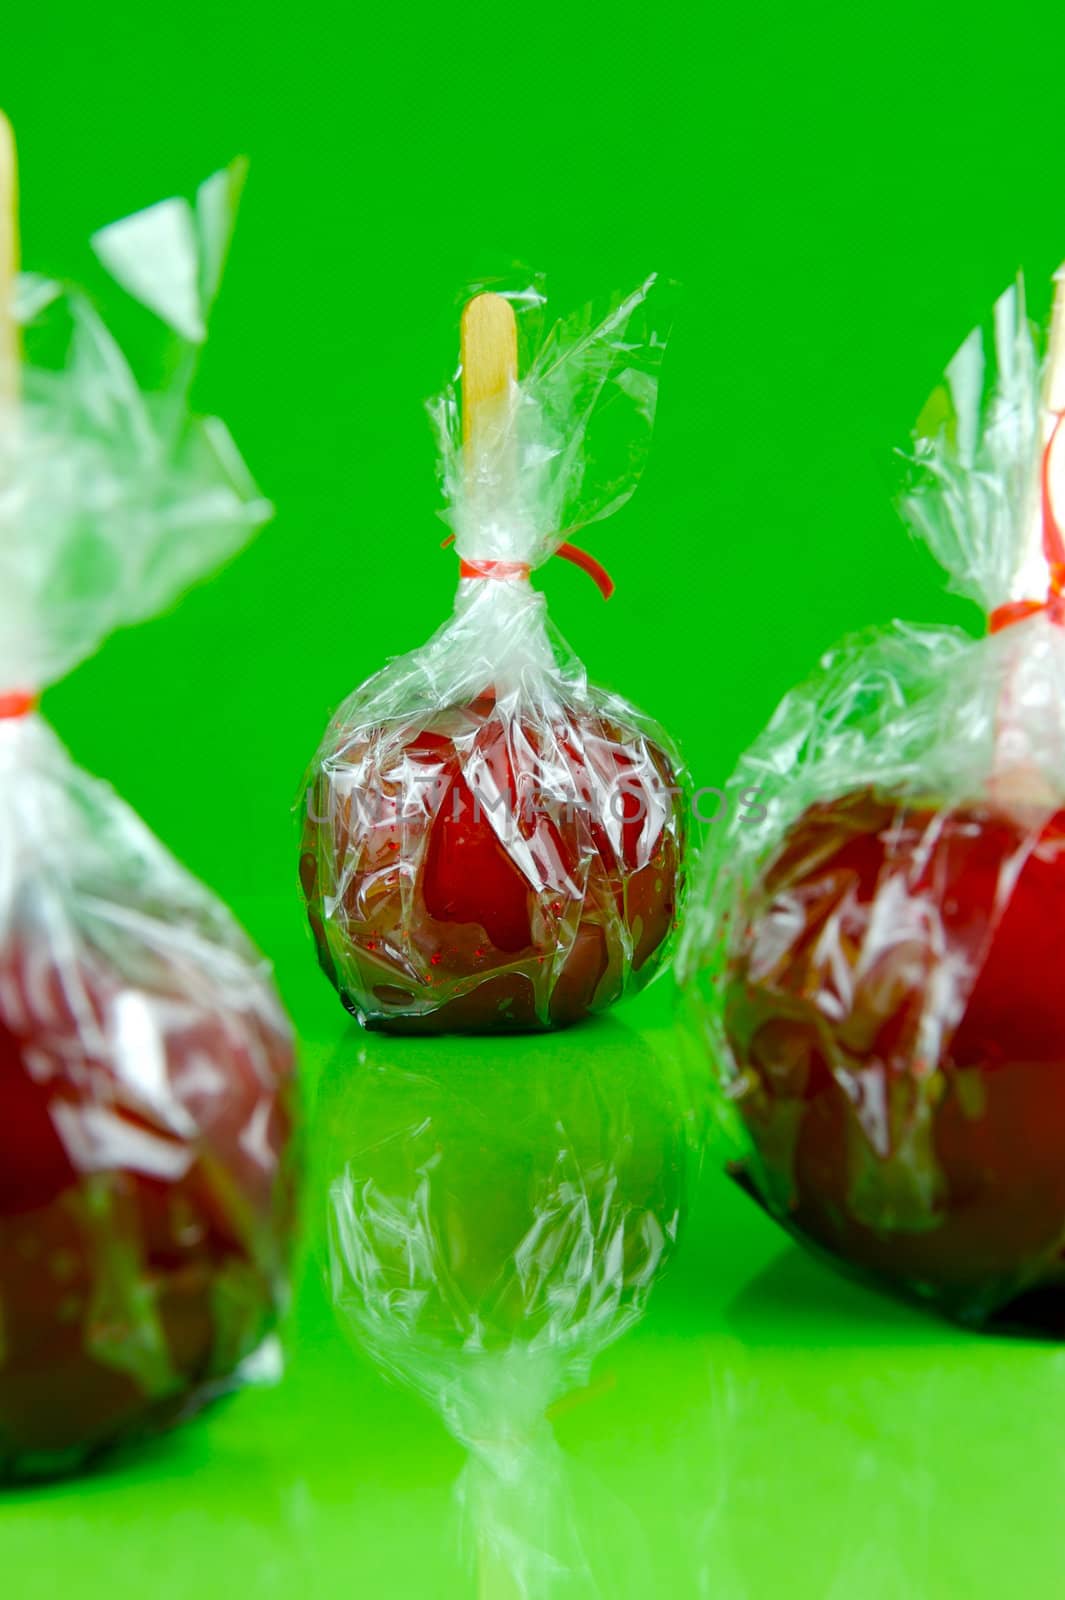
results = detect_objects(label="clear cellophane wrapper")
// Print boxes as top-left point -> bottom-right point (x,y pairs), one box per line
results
679,275 -> 1065,1329
317,1020 -> 695,1598
301,275 -> 688,1032
0,167 -> 296,1480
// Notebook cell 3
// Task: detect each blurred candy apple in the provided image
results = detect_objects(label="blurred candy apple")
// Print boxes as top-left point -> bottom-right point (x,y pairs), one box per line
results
0,936 -> 296,1479
724,787 -> 1065,1330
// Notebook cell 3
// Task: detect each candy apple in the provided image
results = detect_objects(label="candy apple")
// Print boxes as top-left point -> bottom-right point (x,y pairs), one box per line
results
724,787 -> 1065,1329
0,935 -> 296,1479
302,693 -> 684,1032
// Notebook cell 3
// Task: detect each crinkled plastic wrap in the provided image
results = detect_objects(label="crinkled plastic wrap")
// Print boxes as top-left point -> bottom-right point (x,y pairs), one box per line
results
316,1020 -> 693,1597
680,275 -> 1065,1331
0,167 -> 296,1480
301,276 -> 687,1032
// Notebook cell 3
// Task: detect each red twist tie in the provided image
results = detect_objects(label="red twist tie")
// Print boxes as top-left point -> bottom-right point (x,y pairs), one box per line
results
458,557 -> 532,582
0,691 -> 37,720
990,410 -> 1065,633
443,535 -> 615,601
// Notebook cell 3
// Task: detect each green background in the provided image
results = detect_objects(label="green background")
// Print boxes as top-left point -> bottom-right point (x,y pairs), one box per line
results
4,1 -> 1065,1593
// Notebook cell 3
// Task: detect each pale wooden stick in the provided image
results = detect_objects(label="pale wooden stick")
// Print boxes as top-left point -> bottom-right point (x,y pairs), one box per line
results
0,110 -> 19,404
461,292 -> 518,451
991,270 -> 1065,802
1046,267 -> 1065,413
459,294 -> 519,565
1013,269 -> 1065,601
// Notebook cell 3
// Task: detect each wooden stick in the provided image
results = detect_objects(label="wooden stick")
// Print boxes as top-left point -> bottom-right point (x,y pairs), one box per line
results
461,292 -> 517,455
460,293 -> 518,563
990,271 -> 1065,802
1046,267 -> 1065,414
1010,270 -> 1065,603
0,110 -> 19,404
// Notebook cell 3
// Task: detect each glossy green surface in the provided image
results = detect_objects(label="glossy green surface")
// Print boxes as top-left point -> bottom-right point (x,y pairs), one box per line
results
6,931 -> 1065,1597
4,0 -> 1065,1591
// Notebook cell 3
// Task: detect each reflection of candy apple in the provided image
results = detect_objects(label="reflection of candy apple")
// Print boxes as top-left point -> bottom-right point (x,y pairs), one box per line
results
0,938 -> 296,1479
301,693 -> 684,1032
317,1018 -> 690,1362
725,787 -> 1065,1328
318,1020 -> 690,1594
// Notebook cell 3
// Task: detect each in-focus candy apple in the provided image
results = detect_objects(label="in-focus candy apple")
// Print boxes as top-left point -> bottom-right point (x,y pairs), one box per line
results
302,693 -> 684,1032
724,787 -> 1065,1330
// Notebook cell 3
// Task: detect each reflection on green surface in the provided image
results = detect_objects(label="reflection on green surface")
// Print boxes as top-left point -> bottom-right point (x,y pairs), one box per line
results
312,1017 -> 695,1597
3,974 -> 1065,1598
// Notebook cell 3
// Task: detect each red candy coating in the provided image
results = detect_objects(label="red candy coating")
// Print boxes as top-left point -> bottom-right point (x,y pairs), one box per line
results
0,939 -> 296,1479
725,788 -> 1065,1328
302,695 -> 684,1032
